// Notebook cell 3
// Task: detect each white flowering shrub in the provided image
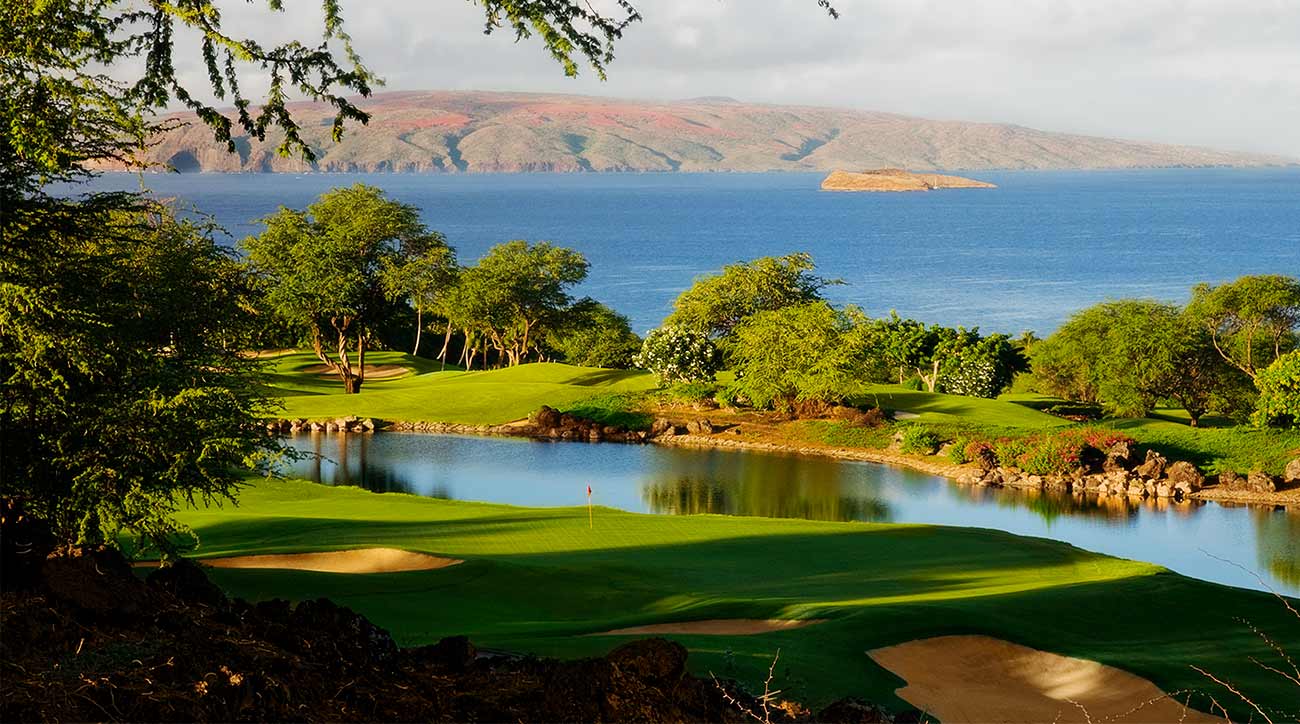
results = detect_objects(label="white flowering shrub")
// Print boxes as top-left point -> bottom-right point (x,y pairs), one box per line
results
633,326 -> 720,384
943,357 -> 1001,398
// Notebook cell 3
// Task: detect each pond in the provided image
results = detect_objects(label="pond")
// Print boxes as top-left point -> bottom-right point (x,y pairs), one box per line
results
280,432 -> 1300,596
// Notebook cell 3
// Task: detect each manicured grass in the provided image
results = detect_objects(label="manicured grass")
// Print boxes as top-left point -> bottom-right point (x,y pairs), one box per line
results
263,352 -> 656,425
857,384 -> 1070,430
179,479 -> 1299,719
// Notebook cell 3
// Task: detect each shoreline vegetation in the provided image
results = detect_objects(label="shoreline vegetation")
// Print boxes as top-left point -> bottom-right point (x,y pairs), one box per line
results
260,353 -> 1300,508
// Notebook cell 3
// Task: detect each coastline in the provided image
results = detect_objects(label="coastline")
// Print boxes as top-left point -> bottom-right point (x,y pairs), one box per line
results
272,415 -> 1299,509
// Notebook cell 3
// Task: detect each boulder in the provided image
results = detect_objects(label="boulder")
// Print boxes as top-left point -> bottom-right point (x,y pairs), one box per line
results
606,638 -> 687,683
1165,461 -> 1205,492
649,418 -> 676,438
417,635 -> 477,672
42,546 -> 150,619
1247,471 -> 1278,494
147,558 -> 228,608
1218,470 -> 1247,490
1103,441 -> 1135,472
817,698 -> 893,723
1155,482 -> 1175,498
1135,450 -> 1167,479
1284,458 -> 1300,486
531,406 -> 562,429
685,419 -> 714,435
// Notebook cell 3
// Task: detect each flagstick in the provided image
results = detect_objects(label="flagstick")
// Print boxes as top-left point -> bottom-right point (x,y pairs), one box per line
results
587,484 -> 593,529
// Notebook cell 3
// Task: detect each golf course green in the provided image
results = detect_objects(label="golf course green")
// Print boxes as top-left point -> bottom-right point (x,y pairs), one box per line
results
177,478 -> 1299,718
267,352 -> 656,424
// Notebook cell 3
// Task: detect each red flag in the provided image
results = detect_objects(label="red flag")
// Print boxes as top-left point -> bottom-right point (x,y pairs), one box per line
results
587,485 -> 592,496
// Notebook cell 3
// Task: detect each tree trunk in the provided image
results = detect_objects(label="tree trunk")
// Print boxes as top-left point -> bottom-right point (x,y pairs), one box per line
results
438,321 -> 453,371
412,304 -> 423,357
356,332 -> 366,394
333,317 -> 357,394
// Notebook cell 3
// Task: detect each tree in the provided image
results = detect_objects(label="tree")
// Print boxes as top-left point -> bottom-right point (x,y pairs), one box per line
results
446,241 -> 590,368
1187,275 -> 1300,380
545,300 -> 642,368
1032,300 -> 1247,424
1252,352 -> 1300,429
1,204 -> 277,551
666,253 -> 838,339
382,235 -> 457,356
243,185 -> 442,393
634,327 -> 720,384
728,302 -> 866,411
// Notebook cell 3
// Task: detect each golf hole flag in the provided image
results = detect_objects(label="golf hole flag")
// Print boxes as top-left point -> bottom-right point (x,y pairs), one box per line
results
587,485 -> 593,529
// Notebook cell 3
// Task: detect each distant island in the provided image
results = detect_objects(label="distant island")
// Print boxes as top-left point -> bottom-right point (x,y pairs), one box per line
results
821,168 -> 997,192
125,89 -> 1295,174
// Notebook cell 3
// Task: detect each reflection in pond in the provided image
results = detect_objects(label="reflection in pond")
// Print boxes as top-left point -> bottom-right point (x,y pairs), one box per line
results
280,432 -> 1300,596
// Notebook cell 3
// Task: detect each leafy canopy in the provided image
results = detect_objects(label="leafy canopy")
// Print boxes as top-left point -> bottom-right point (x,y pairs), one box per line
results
0,204 -> 277,551
1253,352 -> 1300,429
1032,299 -> 1247,424
728,302 -> 868,411
667,253 -> 838,339
1187,274 -> 1300,379
243,184 -> 446,392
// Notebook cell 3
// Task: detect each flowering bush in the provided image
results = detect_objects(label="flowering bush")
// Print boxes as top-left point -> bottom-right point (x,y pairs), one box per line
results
944,357 -> 1001,398
633,326 -> 720,384
954,428 -> 1135,474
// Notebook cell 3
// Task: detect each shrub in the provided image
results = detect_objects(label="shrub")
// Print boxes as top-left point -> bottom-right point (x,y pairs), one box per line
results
947,437 -> 971,464
1252,351 -> 1300,429
985,427 -> 1138,475
714,385 -> 745,409
655,381 -> 719,405
633,326 -> 720,384
900,426 -> 941,455
902,376 -> 925,391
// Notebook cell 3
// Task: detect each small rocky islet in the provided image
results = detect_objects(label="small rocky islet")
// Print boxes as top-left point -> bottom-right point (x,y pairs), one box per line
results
820,168 -> 997,192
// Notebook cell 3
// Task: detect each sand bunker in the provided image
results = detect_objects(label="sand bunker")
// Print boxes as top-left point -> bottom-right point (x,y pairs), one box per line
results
198,548 -> 462,574
869,635 -> 1219,723
301,363 -> 410,380
593,619 -> 824,636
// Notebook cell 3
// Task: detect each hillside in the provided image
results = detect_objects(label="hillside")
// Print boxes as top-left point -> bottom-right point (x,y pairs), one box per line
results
136,90 -> 1292,173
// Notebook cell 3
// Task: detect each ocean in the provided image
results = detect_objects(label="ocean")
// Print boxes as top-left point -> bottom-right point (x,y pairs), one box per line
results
73,168 -> 1300,335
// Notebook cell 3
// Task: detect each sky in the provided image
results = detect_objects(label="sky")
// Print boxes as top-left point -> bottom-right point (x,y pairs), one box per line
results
167,0 -> 1300,159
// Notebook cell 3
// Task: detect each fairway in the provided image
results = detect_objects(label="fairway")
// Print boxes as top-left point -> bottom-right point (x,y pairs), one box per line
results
264,352 -> 656,425
177,479 -> 1299,718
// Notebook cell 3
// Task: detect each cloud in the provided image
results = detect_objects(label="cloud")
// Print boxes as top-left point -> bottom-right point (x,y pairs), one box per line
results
163,0 -> 1300,157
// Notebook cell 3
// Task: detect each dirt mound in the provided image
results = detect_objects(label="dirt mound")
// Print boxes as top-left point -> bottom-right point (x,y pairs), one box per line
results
869,635 -> 1219,723
0,501 -> 902,723
199,547 -> 462,573
595,619 -> 826,636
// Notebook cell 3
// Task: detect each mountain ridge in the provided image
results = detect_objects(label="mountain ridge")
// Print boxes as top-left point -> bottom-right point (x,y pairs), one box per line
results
134,89 -> 1295,173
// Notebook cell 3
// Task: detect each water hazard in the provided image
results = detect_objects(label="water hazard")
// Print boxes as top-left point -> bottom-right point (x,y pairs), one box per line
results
280,432 -> 1299,596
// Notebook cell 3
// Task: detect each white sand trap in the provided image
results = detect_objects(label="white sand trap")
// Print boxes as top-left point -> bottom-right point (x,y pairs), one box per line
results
201,548 -> 462,574
869,635 -> 1220,723
593,619 -> 825,636
301,363 -> 410,379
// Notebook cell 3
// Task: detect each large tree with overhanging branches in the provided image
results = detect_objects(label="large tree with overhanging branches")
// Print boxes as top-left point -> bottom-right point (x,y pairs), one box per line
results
0,0 -> 838,550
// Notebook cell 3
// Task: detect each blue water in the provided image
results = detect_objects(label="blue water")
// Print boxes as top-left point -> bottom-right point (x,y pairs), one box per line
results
281,432 -> 1300,596
72,168 -> 1300,335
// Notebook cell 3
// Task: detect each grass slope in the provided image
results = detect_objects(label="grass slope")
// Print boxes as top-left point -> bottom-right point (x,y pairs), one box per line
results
264,352 -> 655,425
179,480 -> 1299,718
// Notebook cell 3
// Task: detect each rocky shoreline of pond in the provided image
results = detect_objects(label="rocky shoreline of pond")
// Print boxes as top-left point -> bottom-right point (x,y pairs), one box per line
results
263,410 -> 1300,508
